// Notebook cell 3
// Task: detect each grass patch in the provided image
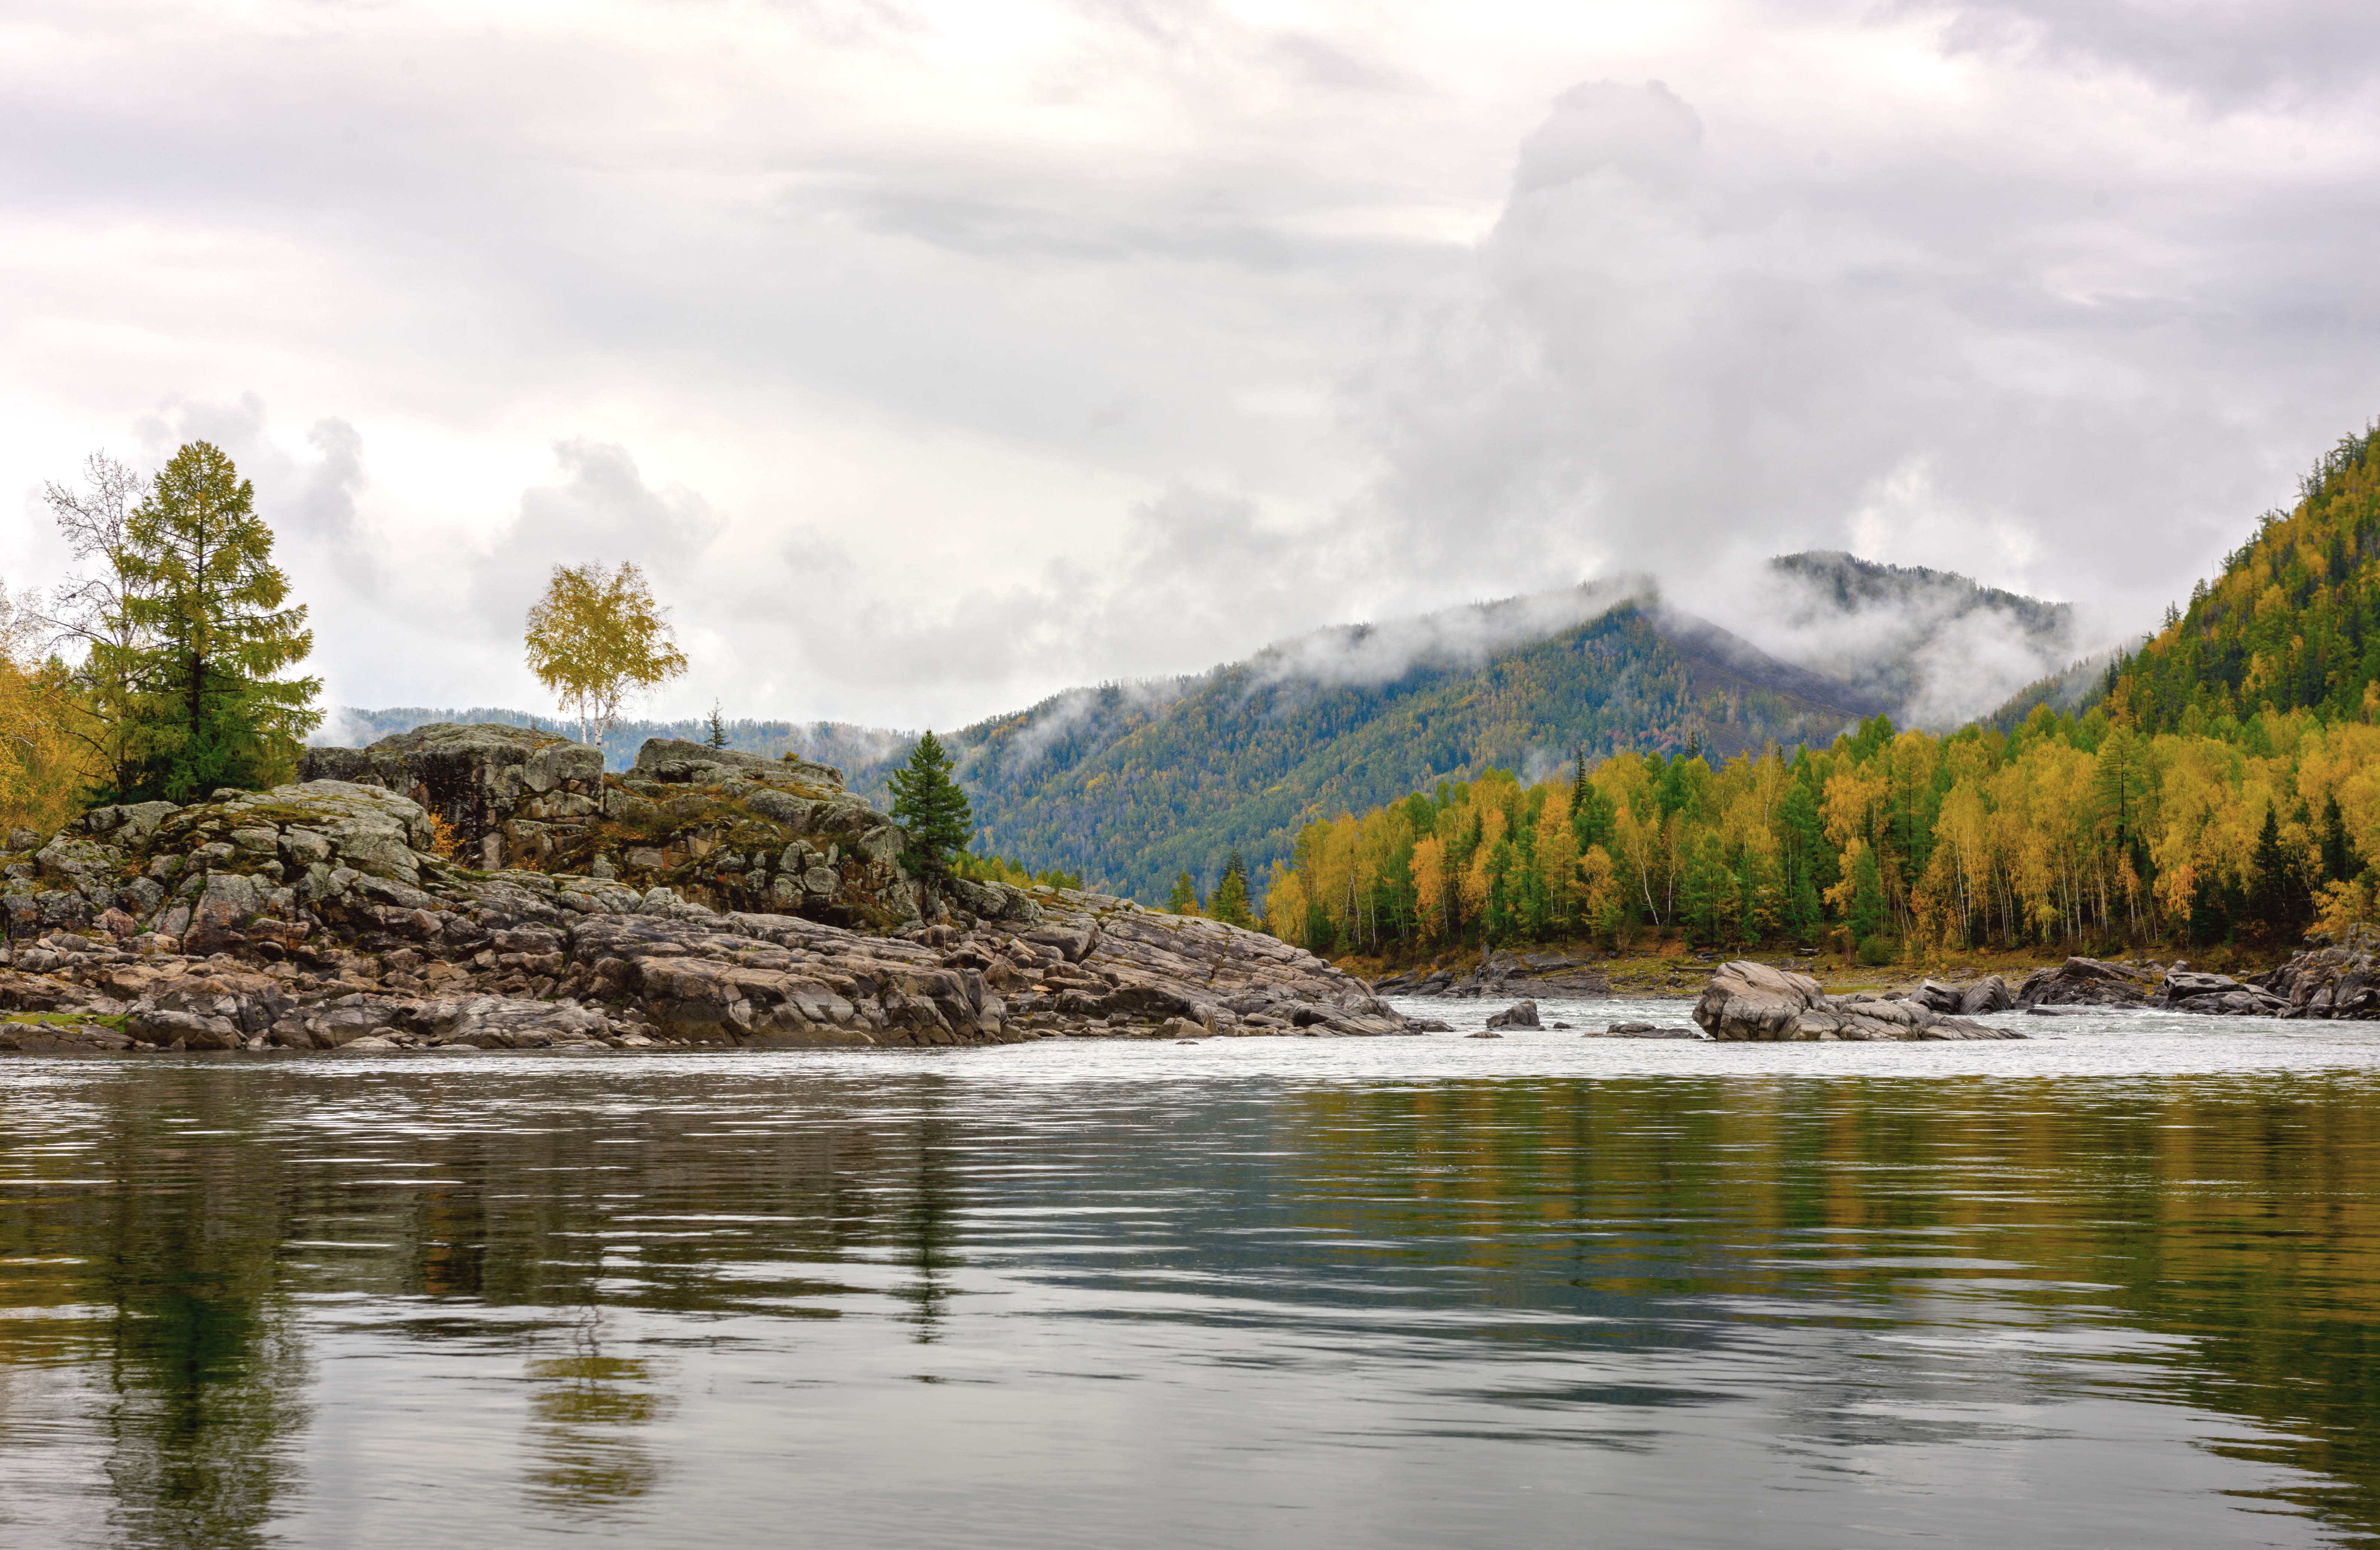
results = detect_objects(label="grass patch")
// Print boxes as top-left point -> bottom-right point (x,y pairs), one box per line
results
3,1011 -> 130,1034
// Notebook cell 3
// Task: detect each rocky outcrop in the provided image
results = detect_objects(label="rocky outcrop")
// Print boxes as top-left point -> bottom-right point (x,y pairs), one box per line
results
301,726 -> 924,930
1374,949 -> 1609,999
2006,953 -> 2358,1018
0,766 -> 1418,1054
301,722 -> 604,872
1692,960 -> 2024,1042
2155,969 -> 2289,1017
1911,975 -> 2015,1016
2015,957 -> 2162,1008
1486,999 -> 1540,1029
2257,944 -> 2379,1018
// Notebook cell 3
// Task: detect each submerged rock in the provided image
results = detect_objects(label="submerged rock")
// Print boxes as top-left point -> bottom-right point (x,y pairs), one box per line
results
1692,960 -> 2024,1042
1589,1022 -> 1703,1039
1374,949 -> 1609,999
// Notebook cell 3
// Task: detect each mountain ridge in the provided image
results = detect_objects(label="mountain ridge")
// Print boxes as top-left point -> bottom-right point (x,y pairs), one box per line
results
322,552 -> 2077,903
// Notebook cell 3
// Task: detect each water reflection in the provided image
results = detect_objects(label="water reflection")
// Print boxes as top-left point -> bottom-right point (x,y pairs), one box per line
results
523,1317 -> 672,1517
0,1054 -> 2376,1547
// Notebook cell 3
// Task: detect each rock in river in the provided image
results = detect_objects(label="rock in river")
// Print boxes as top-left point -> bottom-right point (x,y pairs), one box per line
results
1692,961 -> 2024,1042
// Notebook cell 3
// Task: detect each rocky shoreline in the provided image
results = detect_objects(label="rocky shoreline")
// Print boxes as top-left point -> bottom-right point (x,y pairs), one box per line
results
1377,947 -> 2380,1026
0,725 -> 1420,1054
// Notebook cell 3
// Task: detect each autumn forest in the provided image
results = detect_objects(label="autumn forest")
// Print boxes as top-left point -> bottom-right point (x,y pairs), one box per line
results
1260,423 -> 2380,964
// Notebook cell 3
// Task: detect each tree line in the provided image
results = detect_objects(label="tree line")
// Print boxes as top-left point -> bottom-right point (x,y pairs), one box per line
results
1252,415 -> 2380,965
1254,703 -> 2378,962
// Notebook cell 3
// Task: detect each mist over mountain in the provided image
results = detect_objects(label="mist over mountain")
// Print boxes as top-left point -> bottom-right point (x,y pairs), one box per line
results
323,551 -> 2085,901
1727,552 -> 2084,730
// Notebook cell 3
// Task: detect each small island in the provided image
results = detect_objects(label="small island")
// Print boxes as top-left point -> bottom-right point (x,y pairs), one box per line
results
0,725 -> 1418,1053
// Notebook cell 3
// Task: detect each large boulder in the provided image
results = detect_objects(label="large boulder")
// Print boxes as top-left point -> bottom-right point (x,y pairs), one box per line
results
301,722 -> 603,871
1692,960 -> 2024,1042
2156,968 -> 2289,1017
2017,956 -> 2159,1007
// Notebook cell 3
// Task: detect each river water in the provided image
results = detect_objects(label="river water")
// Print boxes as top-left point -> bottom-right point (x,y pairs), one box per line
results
5,997 -> 2380,1549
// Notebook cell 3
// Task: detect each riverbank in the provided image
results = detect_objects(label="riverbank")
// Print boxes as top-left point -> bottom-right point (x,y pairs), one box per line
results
1333,936 -> 2286,1001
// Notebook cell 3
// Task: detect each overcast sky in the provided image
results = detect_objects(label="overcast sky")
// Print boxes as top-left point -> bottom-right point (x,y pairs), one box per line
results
5,0 -> 2376,732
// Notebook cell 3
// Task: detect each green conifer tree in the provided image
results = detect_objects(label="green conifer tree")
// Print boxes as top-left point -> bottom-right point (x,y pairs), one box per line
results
2249,804 -> 2309,939
109,441 -> 320,802
1848,845 -> 1888,949
888,730 -> 973,876
1209,851 -> 1255,929
2321,793 -> 2358,883
1165,870 -> 1202,915
705,699 -> 729,749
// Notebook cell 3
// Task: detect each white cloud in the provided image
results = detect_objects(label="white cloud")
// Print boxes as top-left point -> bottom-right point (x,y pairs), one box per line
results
1,1 -> 2373,735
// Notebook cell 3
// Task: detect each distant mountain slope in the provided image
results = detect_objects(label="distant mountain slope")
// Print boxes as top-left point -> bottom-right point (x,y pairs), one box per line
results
1751,551 -> 2080,728
1973,651 -> 2122,736
318,707 -> 899,776
838,592 -> 1885,901
331,551 -> 2071,904
2105,422 -> 2380,730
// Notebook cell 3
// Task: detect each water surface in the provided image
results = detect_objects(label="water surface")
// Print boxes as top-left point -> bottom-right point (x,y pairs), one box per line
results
4,997 -> 2378,1548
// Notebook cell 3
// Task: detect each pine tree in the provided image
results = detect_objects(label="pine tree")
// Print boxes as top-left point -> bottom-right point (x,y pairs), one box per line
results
2321,794 -> 2358,883
1848,845 -> 1888,948
1165,869 -> 1202,915
110,442 -> 320,802
889,730 -> 973,876
2249,804 -> 2309,940
1209,851 -> 1254,928
705,699 -> 729,749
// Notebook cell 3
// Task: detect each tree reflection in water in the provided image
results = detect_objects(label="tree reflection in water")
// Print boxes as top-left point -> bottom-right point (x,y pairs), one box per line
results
521,1311 -> 672,1518
3,1059 -> 2380,1546
85,1096 -> 308,1550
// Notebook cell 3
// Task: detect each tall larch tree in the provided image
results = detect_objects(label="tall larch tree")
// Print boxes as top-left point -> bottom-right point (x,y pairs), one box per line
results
113,442 -> 321,802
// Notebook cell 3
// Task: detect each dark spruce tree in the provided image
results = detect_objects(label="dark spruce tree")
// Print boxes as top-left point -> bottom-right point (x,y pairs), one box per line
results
705,699 -> 729,749
1208,851 -> 1254,929
108,442 -> 321,803
889,730 -> 973,876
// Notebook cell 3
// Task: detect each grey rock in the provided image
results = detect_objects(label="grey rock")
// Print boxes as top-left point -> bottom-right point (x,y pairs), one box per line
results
1693,960 -> 2024,1042
1592,1022 -> 1704,1039
1486,998 -> 1540,1029
2018,956 -> 2159,1008
128,1007 -> 243,1050
1957,975 -> 2014,1016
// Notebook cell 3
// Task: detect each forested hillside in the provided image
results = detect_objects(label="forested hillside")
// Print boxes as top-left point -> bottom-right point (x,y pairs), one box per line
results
886,600 -> 1878,902
2104,422 -> 2380,730
1258,417 -> 2380,962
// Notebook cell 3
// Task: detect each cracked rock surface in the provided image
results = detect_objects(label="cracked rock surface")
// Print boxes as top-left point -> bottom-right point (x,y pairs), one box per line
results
1693,960 -> 2026,1042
